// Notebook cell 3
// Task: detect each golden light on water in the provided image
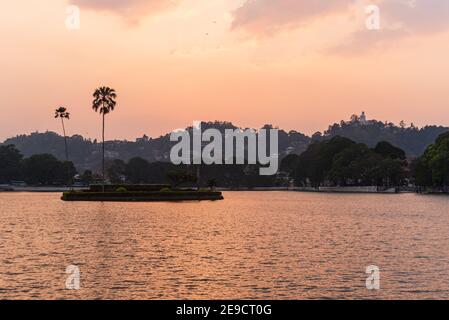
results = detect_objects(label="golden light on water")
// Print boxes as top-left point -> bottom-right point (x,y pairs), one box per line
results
1,192 -> 449,299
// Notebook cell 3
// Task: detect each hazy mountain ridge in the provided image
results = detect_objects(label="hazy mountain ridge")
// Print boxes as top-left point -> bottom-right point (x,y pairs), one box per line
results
318,117 -> 448,156
1,118 -> 447,170
1,121 -> 309,171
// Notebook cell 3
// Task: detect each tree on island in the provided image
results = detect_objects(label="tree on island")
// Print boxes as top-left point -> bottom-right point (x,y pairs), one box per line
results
80,170 -> 93,185
92,87 -> 117,192
167,169 -> 197,189
54,107 -> 71,186
106,159 -> 126,184
207,178 -> 217,191
124,157 -> 151,184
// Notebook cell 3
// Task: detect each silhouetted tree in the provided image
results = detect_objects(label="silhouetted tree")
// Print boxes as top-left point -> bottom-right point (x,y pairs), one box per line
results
285,136 -> 407,187
125,157 -> 150,184
167,169 -> 197,189
374,141 -> 406,160
0,145 -> 23,183
414,132 -> 449,187
106,159 -> 126,184
22,154 -> 76,185
80,170 -> 93,185
207,178 -> 217,190
92,86 -> 117,192
54,107 -> 70,162
55,107 -> 71,186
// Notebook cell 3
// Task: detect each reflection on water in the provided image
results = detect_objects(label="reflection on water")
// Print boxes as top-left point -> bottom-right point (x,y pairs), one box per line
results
1,192 -> 449,299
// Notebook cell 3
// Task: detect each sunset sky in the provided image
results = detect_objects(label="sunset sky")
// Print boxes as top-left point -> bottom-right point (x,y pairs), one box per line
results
1,0 -> 449,141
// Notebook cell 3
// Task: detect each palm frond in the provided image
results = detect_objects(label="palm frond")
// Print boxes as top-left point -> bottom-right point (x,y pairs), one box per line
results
55,106 -> 70,119
92,86 -> 117,114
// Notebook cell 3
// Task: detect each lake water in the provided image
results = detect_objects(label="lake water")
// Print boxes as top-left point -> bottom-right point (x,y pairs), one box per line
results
1,192 -> 449,300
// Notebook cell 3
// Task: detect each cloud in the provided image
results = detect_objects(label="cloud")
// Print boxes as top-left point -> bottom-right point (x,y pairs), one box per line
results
381,0 -> 449,33
328,28 -> 409,55
231,0 -> 350,34
70,0 -> 179,21
232,0 -> 449,35
232,0 -> 449,55
331,0 -> 449,54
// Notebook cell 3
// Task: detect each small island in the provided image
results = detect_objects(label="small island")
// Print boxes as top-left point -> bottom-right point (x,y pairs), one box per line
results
61,184 -> 224,202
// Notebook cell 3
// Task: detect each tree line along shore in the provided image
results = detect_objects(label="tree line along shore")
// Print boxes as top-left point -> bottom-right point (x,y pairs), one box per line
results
1,131 -> 448,193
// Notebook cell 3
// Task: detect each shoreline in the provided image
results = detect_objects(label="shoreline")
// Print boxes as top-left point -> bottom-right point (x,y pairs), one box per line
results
1,186 -> 446,195
0,186 -> 88,193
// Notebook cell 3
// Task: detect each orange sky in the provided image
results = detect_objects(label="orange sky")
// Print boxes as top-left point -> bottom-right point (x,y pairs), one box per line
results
1,0 -> 449,141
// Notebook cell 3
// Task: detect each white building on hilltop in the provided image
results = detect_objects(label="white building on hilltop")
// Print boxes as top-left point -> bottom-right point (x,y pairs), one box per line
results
359,111 -> 368,125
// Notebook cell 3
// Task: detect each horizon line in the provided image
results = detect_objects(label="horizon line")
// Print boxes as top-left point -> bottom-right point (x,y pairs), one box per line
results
2,116 -> 448,144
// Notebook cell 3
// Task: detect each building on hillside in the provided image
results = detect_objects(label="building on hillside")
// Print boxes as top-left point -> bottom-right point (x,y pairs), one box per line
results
359,111 -> 368,125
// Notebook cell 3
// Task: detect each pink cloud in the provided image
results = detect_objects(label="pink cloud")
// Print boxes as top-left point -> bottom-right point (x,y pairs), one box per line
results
70,0 -> 179,20
331,0 -> 449,54
231,0 -> 350,34
232,0 -> 449,35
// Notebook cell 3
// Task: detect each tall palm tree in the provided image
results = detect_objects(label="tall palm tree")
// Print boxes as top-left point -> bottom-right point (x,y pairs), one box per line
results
55,107 -> 71,186
92,87 -> 117,192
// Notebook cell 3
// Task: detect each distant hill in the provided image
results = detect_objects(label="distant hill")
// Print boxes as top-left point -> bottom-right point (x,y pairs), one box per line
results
1,117 -> 447,170
1,121 -> 309,171
315,115 -> 448,157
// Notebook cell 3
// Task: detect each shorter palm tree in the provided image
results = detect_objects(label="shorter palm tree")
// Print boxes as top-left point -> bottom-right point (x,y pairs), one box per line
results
55,107 -> 71,186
